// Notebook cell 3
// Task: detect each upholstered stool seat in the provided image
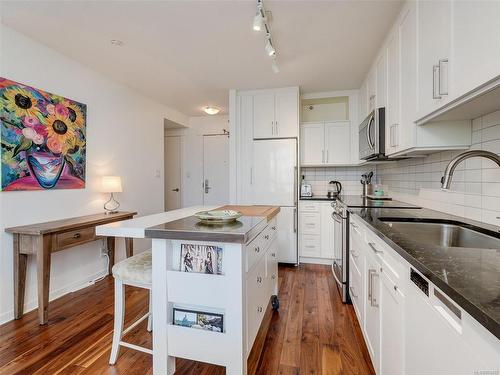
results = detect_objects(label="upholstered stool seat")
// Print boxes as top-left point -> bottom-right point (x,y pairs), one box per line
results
109,249 -> 153,365
112,250 -> 152,285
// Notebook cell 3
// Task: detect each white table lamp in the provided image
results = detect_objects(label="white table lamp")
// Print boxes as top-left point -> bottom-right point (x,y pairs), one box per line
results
101,176 -> 123,214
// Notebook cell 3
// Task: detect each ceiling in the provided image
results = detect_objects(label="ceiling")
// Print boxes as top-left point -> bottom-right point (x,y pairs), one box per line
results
0,1 -> 403,116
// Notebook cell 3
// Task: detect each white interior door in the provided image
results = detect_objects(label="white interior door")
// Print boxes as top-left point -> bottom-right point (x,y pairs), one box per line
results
165,136 -> 182,211
203,134 -> 229,206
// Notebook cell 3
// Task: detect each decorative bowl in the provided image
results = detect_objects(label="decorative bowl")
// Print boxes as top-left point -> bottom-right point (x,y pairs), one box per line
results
194,209 -> 242,224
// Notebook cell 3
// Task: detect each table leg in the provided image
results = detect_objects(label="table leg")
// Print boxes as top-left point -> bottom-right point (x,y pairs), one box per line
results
125,237 -> 133,258
13,234 -> 27,319
107,237 -> 115,275
35,235 -> 51,325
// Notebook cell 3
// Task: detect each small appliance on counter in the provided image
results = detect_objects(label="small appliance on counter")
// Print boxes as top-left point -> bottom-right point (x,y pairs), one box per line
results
327,180 -> 342,199
300,175 -> 313,197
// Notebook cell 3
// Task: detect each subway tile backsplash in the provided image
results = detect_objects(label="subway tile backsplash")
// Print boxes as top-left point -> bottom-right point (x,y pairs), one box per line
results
377,109 -> 500,226
301,166 -> 376,196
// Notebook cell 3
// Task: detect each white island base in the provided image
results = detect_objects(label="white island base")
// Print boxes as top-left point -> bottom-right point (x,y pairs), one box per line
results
148,214 -> 279,374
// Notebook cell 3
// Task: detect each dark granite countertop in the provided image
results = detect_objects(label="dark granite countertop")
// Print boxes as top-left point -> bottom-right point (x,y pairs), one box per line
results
351,206 -> 500,339
339,195 -> 421,209
144,215 -> 268,244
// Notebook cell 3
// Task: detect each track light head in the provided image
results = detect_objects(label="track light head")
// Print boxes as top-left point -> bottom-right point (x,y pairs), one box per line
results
271,59 -> 280,74
253,13 -> 263,31
265,39 -> 276,57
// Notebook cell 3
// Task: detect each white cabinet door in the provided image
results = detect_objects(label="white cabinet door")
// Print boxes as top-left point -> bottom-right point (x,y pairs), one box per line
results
386,30 -> 400,156
300,123 -> 325,165
275,91 -> 298,138
324,121 -> 351,164
417,0 -> 452,118
276,207 -> 297,264
359,79 -> 368,121
253,92 -> 275,139
320,203 -> 334,259
380,270 -> 405,375
452,1 -> 500,99
375,51 -> 387,109
367,68 -> 376,112
365,252 -> 381,373
399,2 -> 417,151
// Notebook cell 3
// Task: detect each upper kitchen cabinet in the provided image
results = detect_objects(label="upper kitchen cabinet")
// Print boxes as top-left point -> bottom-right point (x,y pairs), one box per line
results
452,1 -> 500,101
253,87 -> 299,139
417,0 -> 452,119
367,68 -> 376,113
385,31 -> 400,156
300,92 -> 360,166
375,51 -> 387,109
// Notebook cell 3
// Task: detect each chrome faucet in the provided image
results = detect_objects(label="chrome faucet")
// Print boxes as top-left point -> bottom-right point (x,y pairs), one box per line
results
441,150 -> 500,189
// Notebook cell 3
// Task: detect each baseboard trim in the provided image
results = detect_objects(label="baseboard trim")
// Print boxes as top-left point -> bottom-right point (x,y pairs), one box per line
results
299,256 -> 333,265
0,268 -> 108,325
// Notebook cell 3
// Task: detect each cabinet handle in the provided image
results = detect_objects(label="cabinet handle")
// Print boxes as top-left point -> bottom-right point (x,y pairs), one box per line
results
272,274 -> 276,280
368,269 -> 374,302
326,150 -> 329,163
351,250 -> 359,258
255,246 -> 260,253
271,252 -> 276,257
371,271 -> 379,308
271,121 -> 274,135
368,242 -> 383,254
433,65 -> 442,99
73,233 -> 81,239
293,208 -> 297,233
257,306 -> 263,313
322,150 -> 325,163
257,276 -> 262,283
275,120 -> 278,135
438,58 -> 449,96
349,286 -> 358,299
271,226 -> 276,231
264,234 -> 270,240
349,222 -> 358,229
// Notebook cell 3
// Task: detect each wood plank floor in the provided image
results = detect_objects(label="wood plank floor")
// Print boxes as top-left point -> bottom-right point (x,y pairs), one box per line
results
0,264 -> 374,375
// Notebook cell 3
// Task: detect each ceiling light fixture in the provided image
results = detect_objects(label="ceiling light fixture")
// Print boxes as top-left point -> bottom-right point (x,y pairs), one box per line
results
265,37 -> 276,57
253,13 -> 263,31
271,59 -> 280,74
110,39 -> 123,46
204,106 -> 220,115
253,0 -> 279,72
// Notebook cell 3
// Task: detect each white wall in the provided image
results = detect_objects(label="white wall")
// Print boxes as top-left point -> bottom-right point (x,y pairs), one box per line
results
166,115 -> 229,207
0,25 -> 188,323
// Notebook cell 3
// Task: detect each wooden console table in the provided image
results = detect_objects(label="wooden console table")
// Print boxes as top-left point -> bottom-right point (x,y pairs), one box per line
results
5,211 -> 137,325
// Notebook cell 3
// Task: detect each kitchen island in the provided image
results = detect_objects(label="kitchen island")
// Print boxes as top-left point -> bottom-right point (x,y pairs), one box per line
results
96,205 -> 280,375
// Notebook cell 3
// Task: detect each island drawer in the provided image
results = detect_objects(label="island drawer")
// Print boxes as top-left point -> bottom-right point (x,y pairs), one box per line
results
246,232 -> 265,273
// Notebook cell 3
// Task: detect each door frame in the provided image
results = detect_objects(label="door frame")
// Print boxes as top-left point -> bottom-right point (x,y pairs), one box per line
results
202,133 -> 230,205
164,134 -> 184,210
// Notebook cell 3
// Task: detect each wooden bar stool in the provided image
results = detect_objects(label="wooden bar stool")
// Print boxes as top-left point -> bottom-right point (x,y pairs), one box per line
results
109,249 -> 153,365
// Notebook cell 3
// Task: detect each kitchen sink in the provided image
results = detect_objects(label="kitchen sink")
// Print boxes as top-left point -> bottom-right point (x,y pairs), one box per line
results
379,218 -> 500,249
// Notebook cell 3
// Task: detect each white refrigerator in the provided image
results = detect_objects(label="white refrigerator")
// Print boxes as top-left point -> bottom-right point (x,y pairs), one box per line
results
252,139 -> 298,264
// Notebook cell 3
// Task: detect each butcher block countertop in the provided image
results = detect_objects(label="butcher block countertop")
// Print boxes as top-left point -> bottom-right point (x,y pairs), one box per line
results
215,205 -> 280,221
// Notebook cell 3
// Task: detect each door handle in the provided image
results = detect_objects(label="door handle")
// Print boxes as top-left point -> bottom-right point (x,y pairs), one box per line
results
204,179 -> 211,194
172,188 -> 179,192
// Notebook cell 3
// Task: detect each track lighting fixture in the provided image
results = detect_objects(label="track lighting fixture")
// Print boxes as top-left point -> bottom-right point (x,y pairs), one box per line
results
253,0 -> 279,72
253,13 -> 263,31
265,38 -> 276,57
271,59 -> 280,74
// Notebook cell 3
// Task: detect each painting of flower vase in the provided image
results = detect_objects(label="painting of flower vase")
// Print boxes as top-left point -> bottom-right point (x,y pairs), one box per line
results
0,78 -> 86,191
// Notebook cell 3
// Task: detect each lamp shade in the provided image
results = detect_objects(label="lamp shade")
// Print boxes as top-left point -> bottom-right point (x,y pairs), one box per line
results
101,176 -> 123,193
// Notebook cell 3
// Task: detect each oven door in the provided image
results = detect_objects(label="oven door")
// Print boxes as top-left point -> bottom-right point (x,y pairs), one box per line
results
332,211 -> 346,287
359,111 -> 378,160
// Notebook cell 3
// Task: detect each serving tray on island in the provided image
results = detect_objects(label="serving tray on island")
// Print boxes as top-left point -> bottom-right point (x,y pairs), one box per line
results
195,209 -> 242,224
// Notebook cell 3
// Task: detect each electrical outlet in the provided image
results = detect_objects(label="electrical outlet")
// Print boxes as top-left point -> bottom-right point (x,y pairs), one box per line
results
100,240 -> 108,256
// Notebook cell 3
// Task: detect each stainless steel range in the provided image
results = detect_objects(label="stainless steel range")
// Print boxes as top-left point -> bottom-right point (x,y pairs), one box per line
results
331,199 -> 349,302
331,196 -> 421,303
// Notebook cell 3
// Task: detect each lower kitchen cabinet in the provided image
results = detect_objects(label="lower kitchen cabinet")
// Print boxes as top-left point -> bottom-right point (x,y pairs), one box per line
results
380,270 -> 404,375
349,214 -> 500,375
298,201 -> 334,261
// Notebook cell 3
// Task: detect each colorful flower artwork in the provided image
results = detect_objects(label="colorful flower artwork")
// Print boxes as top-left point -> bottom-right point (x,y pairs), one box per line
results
0,78 -> 86,191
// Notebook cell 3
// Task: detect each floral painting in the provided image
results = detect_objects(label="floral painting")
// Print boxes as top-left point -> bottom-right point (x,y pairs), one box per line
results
0,78 -> 86,191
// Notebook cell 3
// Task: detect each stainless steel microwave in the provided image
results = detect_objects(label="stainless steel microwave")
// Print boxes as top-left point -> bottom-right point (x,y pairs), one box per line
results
359,108 -> 385,161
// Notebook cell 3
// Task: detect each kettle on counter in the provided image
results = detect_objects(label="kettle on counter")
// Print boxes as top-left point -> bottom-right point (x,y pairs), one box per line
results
327,180 -> 342,198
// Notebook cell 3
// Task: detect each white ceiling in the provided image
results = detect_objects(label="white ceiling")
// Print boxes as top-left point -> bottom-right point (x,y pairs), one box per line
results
0,0 -> 403,116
